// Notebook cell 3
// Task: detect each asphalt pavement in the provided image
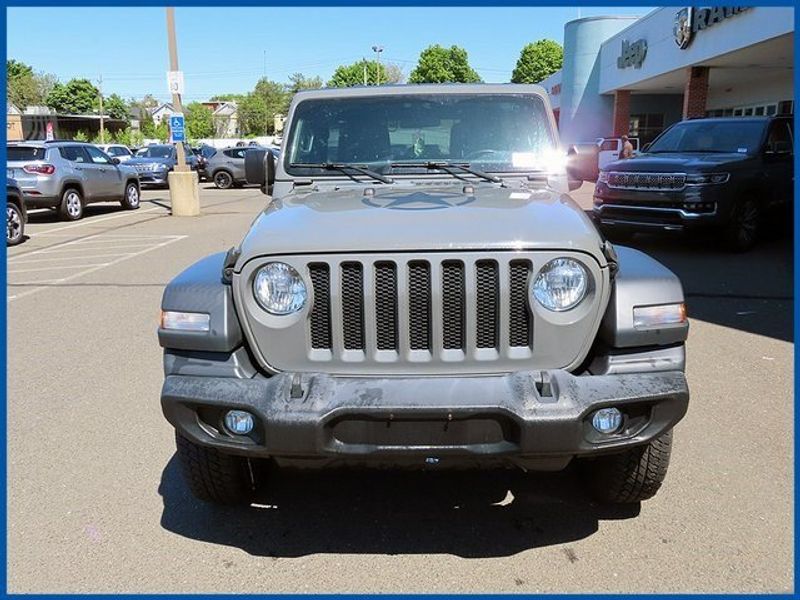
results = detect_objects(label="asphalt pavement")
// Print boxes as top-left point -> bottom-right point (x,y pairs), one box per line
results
7,183 -> 794,593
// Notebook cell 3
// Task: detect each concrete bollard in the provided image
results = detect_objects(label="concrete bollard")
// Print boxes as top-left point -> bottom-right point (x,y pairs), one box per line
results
168,171 -> 201,216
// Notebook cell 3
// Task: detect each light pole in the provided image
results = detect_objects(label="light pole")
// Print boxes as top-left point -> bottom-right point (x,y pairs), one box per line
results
371,45 -> 384,85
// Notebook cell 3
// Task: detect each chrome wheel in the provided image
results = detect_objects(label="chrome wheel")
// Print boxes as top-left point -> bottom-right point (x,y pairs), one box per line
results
214,171 -> 233,189
737,199 -> 759,246
7,205 -> 22,245
125,184 -> 140,208
66,191 -> 82,218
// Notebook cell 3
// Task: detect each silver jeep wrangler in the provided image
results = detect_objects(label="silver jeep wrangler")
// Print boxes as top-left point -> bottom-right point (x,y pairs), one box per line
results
158,84 -> 689,506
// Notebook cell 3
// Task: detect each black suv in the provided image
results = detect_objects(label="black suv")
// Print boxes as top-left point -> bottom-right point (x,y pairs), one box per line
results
593,116 -> 793,251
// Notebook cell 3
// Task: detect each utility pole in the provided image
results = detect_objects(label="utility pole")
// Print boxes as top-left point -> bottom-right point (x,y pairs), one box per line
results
166,7 -> 188,172
97,74 -> 105,144
372,45 -> 384,85
165,6 -> 199,216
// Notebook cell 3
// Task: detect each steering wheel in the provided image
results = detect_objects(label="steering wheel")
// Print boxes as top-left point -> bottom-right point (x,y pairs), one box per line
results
465,149 -> 499,160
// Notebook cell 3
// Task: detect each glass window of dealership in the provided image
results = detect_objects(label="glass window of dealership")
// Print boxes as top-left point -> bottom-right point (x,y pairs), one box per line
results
541,6 -> 794,145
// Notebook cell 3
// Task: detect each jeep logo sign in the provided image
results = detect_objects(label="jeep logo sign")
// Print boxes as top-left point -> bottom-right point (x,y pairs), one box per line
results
617,39 -> 647,69
674,6 -> 750,49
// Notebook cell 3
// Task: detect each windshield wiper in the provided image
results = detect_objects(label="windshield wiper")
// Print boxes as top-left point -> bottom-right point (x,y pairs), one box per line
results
391,161 -> 502,184
290,162 -> 393,184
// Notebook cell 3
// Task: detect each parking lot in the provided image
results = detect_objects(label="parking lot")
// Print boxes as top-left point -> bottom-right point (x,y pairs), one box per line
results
7,183 -> 793,593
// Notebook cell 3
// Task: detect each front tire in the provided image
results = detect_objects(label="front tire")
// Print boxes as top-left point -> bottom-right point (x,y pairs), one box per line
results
723,196 -> 760,252
213,170 -> 234,190
58,188 -> 84,221
7,203 -> 24,246
120,181 -> 140,210
175,432 -> 255,505
581,430 -> 673,504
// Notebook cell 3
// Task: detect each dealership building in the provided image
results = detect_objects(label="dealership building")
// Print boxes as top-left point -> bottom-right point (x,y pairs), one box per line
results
540,6 -> 794,146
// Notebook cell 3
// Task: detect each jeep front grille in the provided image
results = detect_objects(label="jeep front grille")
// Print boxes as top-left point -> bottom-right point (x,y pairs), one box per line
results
606,172 -> 686,191
307,256 -> 532,356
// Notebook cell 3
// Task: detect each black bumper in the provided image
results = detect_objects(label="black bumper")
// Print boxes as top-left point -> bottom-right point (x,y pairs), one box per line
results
592,182 -> 727,231
161,370 -> 689,466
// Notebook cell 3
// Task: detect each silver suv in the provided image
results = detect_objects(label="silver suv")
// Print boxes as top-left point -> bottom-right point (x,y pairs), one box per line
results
7,141 -> 141,221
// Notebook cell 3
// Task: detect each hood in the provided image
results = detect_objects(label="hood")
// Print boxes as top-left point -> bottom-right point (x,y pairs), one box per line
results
605,151 -> 750,172
237,183 -> 606,268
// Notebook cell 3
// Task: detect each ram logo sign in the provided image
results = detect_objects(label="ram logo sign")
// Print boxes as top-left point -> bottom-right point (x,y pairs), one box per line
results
674,6 -> 750,49
617,39 -> 648,69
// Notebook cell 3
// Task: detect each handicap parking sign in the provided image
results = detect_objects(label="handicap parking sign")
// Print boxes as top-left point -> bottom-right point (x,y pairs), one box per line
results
169,114 -> 185,143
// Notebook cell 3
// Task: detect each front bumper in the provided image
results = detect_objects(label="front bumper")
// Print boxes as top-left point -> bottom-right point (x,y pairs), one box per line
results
161,369 -> 689,467
136,171 -> 170,186
593,182 -> 726,231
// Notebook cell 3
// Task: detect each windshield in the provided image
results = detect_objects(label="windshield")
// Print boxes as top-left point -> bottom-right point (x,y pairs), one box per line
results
648,120 -> 766,154
140,145 -> 174,159
285,94 -> 556,176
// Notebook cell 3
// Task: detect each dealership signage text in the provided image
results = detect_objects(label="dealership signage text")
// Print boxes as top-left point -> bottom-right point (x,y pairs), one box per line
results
674,6 -> 751,49
617,39 -> 648,69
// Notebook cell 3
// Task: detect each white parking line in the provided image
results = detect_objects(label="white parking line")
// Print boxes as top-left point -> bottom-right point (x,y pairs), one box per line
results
8,235 -> 187,302
29,205 -> 164,235
10,253 -> 132,264
37,243 -> 159,253
8,263 -> 112,274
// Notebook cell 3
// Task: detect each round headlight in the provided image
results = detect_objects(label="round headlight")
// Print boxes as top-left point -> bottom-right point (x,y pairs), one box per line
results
253,262 -> 307,315
532,258 -> 589,312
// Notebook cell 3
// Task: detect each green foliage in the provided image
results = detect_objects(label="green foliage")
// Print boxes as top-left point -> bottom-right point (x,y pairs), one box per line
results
7,59 -> 55,109
46,78 -> 100,115
73,130 -> 89,142
104,93 -> 129,121
511,39 -> 563,84
408,45 -> 482,84
210,93 -> 246,102
140,109 -> 156,138
237,78 -> 289,136
154,121 -> 169,142
185,102 -> 215,139
328,59 -> 403,87
288,72 -> 323,94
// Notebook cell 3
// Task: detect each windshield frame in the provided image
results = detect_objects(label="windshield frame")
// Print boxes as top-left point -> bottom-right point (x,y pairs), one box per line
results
282,92 -> 557,179
646,119 -> 768,155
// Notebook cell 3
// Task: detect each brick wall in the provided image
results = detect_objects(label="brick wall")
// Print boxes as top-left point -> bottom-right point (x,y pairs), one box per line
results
682,66 -> 709,119
612,90 -> 631,136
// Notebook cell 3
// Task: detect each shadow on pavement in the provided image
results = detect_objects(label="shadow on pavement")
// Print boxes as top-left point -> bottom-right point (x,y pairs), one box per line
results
616,231 -> 793,342
159,456 -> 639,558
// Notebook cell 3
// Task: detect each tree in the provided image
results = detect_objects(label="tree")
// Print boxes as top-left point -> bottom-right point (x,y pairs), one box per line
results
238,92 -> 269,136
104,93 -> 129,121
511,39 -> 563,84
209,93 -> 245,102
46,78 -> 99,114
185,102 -> 215,139
7,59 -> 55,109
408,45 -> 482,84
288,72 -> 323,94
328,59 -> 403,87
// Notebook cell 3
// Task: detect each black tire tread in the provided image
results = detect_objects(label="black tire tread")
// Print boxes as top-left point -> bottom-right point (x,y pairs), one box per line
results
584,430 -> 673,504
175,432 -> 253,505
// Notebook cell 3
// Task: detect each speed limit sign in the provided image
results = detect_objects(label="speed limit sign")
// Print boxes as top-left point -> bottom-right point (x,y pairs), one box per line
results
167,71 -> 185,95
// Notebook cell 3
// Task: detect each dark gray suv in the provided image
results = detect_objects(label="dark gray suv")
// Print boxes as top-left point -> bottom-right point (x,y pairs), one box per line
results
7,141 -> 141,221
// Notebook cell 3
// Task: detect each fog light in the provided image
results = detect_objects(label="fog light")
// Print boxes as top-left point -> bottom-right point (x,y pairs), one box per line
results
224,410 -> 254,435
592,407 -> 623,434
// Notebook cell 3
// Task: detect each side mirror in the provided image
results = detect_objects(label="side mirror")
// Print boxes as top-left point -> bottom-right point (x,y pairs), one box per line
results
245,148 -> 276,195
566,144 -> 599,183
111,157 -> 121,165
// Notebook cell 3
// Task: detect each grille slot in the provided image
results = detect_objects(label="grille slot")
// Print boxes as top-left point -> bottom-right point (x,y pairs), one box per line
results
408,261 -> 432,350
308,263 -> 332,349
341,262 -> 365,350
509,260 -> 532,347
375,262 -> 399,351
442,261 -> 466,350
475,260 -> 499,349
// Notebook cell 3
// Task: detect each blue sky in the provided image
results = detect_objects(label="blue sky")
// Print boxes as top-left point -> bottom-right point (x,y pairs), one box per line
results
8,6 -> 651,102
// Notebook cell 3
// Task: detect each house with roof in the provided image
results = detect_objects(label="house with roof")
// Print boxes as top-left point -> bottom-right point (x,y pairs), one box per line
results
202,101 -> 240,138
